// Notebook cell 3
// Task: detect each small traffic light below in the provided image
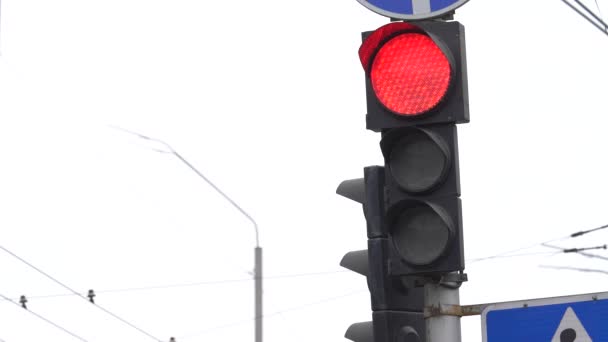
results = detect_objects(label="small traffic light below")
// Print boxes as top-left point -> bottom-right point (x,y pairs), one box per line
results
338,167 -> 426,342
345,312 -> 424,342
372,311 -> 424,342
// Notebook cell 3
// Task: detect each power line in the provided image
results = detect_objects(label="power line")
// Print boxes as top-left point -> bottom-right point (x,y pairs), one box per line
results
543,242 -> 608,261
555,244 -> 606,254
0,292 -> 89,342
19,278 -> 253,301
468,250 -> 561,263
176,289 -> 367,340
540,265 -> 608,275
0,245 -> 164,342
261,289 -> 367,317
593,0 -> 606,29
561,0 -> 608,37
574,251 -> 608,261
570,223 -> 608,237
3,270 -> 348,301
266,269 -> 348,280
468,236 -> 568,263
468,222 -> 608,263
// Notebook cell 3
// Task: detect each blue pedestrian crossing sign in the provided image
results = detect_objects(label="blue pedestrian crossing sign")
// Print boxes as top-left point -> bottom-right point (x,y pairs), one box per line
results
356,0 -> 469,20
482,292 -> 608,341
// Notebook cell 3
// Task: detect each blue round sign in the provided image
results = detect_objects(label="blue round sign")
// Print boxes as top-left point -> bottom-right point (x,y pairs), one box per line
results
357,0 -> 470,20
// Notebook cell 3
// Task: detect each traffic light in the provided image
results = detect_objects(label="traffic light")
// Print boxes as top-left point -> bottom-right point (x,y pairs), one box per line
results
338,19 -> 469,342
338,167 -> 426,342
362,20 -> 468,278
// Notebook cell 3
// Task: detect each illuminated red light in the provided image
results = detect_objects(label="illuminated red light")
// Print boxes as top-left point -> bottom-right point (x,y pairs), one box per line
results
371,33 -> 452,116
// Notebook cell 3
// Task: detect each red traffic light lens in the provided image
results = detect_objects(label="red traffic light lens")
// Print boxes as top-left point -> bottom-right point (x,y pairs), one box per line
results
371,33 -> 452,116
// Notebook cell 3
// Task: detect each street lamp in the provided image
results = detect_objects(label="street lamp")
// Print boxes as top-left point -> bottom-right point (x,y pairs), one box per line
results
111,126 -> 263,342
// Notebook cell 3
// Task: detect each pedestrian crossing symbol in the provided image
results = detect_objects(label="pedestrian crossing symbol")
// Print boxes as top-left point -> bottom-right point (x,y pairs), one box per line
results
551,307 -> 592,342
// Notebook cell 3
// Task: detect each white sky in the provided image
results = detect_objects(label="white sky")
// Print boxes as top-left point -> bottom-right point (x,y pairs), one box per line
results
1,0 -> 608,341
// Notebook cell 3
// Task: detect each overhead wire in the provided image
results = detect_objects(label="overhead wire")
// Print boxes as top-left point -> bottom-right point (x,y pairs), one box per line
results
2,270 -> 348,301
0,245 -> 164,342
573,250 -> 608,261
570,223 -> 608,237
468,250 -> 562,263
467,236 -> 569,263
593,0 -> 606,29
561,0 -> 608,36
468,223 -> 608,263
176,289 -> 367,340
258,289 -> 367,317
0,292 -> 89,342
0,243 -> 349,341
537,239 -> 608,276
545,244 -> 607,254
542,242 -> 608,261
540,265 -> 608,275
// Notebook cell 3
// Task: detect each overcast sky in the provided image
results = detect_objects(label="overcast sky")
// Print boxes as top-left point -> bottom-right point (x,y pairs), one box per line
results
1,0 -> 608,341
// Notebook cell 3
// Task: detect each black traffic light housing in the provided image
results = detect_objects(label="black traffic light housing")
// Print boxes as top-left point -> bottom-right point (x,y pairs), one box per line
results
339,19 -> 469,342
382,124 -> 465,276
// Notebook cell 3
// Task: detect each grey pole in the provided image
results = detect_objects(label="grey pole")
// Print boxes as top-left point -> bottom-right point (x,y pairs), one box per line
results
255,246 -> 262,342
111,126 -> 262,342
424,282 -> 461,342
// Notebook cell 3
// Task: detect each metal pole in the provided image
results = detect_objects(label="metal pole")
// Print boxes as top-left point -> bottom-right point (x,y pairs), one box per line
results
424,283 -> 461,342
255,247 -> 263,342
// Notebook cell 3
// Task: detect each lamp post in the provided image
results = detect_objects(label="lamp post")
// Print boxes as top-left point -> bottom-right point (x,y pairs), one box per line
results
112,126 -> 262,342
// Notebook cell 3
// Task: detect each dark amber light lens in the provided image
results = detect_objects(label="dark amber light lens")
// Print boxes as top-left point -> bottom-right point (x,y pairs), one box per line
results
389,130 -> 450,193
